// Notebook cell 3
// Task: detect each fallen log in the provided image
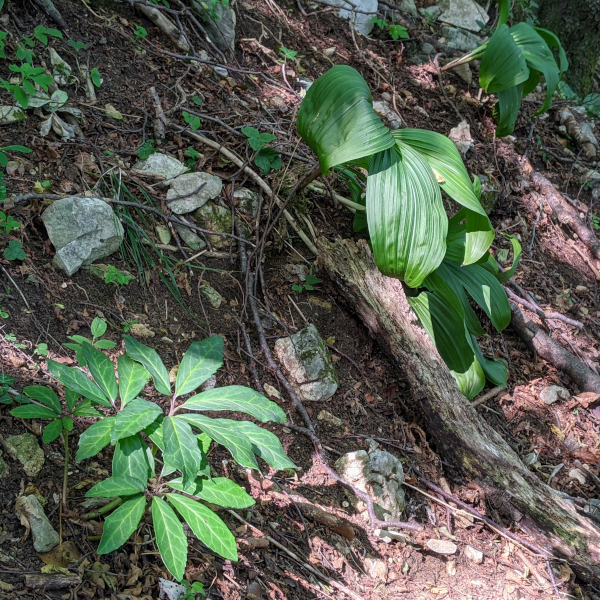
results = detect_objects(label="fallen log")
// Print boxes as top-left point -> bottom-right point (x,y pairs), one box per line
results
318,237 -> 600,582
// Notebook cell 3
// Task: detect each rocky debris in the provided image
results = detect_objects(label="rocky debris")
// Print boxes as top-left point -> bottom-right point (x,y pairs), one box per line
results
0,450 -> 8,477
274,324 -> 339,402
335,448 -> 405,521
15,495 -> 59,552
199,283 -> 223,309
448,120 -> 473,156
427,538 -> 458,554
453,62 -> 472,85
420,5 -> 442,20
155,224 -> 172,245
0,105 -> 26,125
173,219 -> 207,251
193,202 -> 232,249
191,0 -> 236,51
438,0 -> 488,32
130,323 -> 155,338
540,385 -> 570,405
234,187 -> 260,217
365,557 -> 388,581
317,409 -> 343,427
167,172 -> 223,214
329,0 -> 378,36
5,433 -> 45,477
558,109 -> 597,159
158,578 -> 188,600
374,528 -> 406,544
442,26 -> 482,52
133,152 -> 187,181
464,545 -> 484,563
42,196 -> 124,276
373,100 -> 404,130
387,0 -> 418,17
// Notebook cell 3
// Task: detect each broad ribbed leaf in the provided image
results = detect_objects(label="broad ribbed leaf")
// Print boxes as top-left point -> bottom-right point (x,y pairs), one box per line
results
65,388 -> 80,412
168,477 -> 255,508
409,291 -> 485,399
175,336 -> 223,397
179,415 -> 258,469
76,417 -> 115,461
86,476 -> 146,498
509,23 -> 559,114
111,398 -> 162,444
470,335 -> 508,388
10,404 -> 59,419
367,144 -> 446,287
81,342 -> 118,403
445,208 -> 495,268
164,417 -> 203,486
123,335 -> 171,396
181,386 -> 286,423
296,65 -> 395,173
480,24 -> 529,93
97,495 -> 146,554
167,493 -> 238,561
117,355 -> 150,407
152,497 -> 187,581
495,233 -> 522,283
493,84 -> 524,137
497,0 -> 509,27
42,419 -> 64,444
72,398 -> 103,417
234,421 -> 297,470
113,434 -> 152,483
392,130 -> 485,216
534,27 -> 568,74
145,418 -> 164,450
48,359 -> 111,407
24,386 -> 62,414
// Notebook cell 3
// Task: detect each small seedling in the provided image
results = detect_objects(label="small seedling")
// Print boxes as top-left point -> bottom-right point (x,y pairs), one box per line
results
33,25 -> 63,45
0,211 -> 20,234
121,319 -> 138,333
67,40 -> 87,51
278,45 -> 298,61
192,95 -> 203,106
241,127 -> 281,175
0,307 -> 8,318
34,343 -> 49,357
185,147 -> 201,167
64,317 -> 117,365
133,25 -> 148,40
105,265 -> 133,287
5,333 -> 26,349
4,240 -> 26,261
90,67 -> 102,88
182,581 -> 205,599
241,126 -> 276,151
0,374 -> 14,404
182,110 -> 201,131
137,140 -> 156,160
592,215 -> 599,231
292,273 -> 322,293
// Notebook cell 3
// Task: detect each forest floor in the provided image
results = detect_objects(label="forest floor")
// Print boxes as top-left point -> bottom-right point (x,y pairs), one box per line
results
0,0 -> 599,599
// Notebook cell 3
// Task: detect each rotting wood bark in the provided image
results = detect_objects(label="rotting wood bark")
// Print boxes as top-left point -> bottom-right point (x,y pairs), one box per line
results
318,237 -> 600,582
25,573 -> 81,590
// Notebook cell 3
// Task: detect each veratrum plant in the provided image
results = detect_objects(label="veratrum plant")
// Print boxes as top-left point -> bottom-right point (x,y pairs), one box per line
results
444,0 -> 567,136
45,335 -> 294,581
297,65 -> 521,399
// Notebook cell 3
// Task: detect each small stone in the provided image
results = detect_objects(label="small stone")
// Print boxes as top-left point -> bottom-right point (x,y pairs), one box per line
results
15,495 -> 59,552
167,172 -> 223,214
438,0 -> 489,32
372,100 -> 403,130
446,560 -> 457,575
317,410 -> 343,427
464,545 -> 484,564
323,47 -> 336,57
540,385 -> 570,405
374,529 -> 406,544
130,323 -> 155,338
381,92 -> 392,102
442,26 -> 482,52
200,283 -> 223,309
308,296 -> 332,311
576,285 -> 589,293
420,5 -> 441,20
395,0 -> 418,17
158,577 -> 188,600
134,152 -> 187,181
453,62 -> 472,85
569,468 -> 587,485
449,120 -> 473,156
234,187 -> 260,217
365,558 -> 388,581
193,202 -> 232,249
173,220 -> 207,251
263,384 -> 281,400
213,66 -> 228,77
5,434 -> 45,477
426,539 -> 458,554
329,0 -> 378,36
155,224 -> 172,245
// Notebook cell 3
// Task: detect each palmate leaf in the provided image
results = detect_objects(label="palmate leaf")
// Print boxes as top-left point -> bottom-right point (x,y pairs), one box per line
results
167,493 -> 238,561
48,360 -> 111,407
42,419 -> 63,444
367,144 -> 447,287
86,476 -> 146,498
163,417 -> 203,486
76,417 -> 115,461
124,335 -> 171,396
111,398 -> 162,444
180,386 -> 286,423
10,404 -> 59,419
168,477 -> 255,508
113,434 -> 153,483
175,336 -> 223,398
152,497 -> 187,582
296,65 -> 395,173
23,386 -> 62,414
97,494 -> 146,555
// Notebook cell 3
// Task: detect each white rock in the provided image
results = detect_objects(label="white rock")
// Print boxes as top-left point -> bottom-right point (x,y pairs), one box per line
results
374,528 -> 406,544
539,385 -> 570,405
449,120 -> 473,156
159,577 -> 188,600
200,283 -> 223,308
427,538 -> 458,554
5,434 -> 44,477
373,100 -> 403,130
387,0 -> 417,17
15,495 -> 59,553
134,152 -> 188,181
329,0 -> 378,36
317,410 -> 343,427
438,0 -> 488,32
167,172 -> 223,214
365,558 -> 388,580
464,544 -> 484,563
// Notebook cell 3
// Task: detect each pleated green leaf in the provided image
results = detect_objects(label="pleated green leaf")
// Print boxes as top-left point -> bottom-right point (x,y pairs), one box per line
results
480,25 -> 529,93
152,496 -> 187,582
367,144 -> 447,287
493,84 -> 524,137
97,494 -> 146,555
497,0 -> 510,28
534,27 -> 568,74
296,65 -> 395,173
175,336 -> 223,398
495,233 -> 522,283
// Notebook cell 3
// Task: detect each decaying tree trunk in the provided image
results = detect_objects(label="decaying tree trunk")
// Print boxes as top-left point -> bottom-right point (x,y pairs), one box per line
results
318,237 -> 600,582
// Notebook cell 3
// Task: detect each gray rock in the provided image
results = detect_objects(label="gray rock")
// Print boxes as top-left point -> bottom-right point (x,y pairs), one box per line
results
200,283 -> 223,308
329,0 -> 378,36
438,0 -> 488,32
335,449 -> 405,521
42,196 -> 124,276
193,202 -> 232,249
449,120 -> 473,156
15,495 -> 59,552
274,324 -> 339,402
388,0 -> 417,17
0,450 -> 8,478
234,187 -> 260,217
5,433 -> 45,477
427,538 -> 458,554
167,172 -> 223,214
373,100 -> 403,130
540,385 -> 569,405
464,545 -> 484,564
420,5 -> 441,20
579,122 -> 599,148
442,26 -> 483,52
173,218 -> 207,251
213,66 -> 228,78
419,42 -> 436,56
191,0 -> 236,51
134,152 -> 187,181
453,62 -> 472,85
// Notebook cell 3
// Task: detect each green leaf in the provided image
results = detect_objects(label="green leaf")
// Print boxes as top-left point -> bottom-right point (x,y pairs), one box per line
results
91,317 -> 107,339
167,493 -> 237,561
167,477 -> 255,508
12,86 -> 28,109
234,421 -> 297,470
72,398 -> 103,417
181,385 -> 286,423
497,0 -> 510,27
179,415 -> 258,469
493,84 -> 524,137
145,418 -> 164,450
42,419 -> 63,444
90,67 -> 102,88
409,291 -> 485,399
469,335 -> 508,388
76,417 -> 116,461
253,147 -> 281,175
152,497 -> 187,581
94,339 -> 117,350
23,386 -> 62,414
297,65 -> 395,173
164,417 -> 203,486
97,495 -> 146,554
113,434 -> 152,483
111,398 -> 163,444
463,210 -> 495,266
62,416 -> 74,431
480,25 -> 529,93
86,476 -> 146,498
495,233 -> 522,283
48,360 -> 111,408
175,337 -> 223,397
81,342 -> 118,403
366,144 -> 446,287
117,355 -> 150,407
1,145 -> 32,153
241,126 -> 277,151
534,27 -> 568,74
10,404 -> 60,419
124,335 -> 171,396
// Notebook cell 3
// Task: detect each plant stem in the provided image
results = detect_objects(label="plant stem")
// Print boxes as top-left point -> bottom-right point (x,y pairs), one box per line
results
63,429 -> 69,512
440,46 -> 486,72
81,497 -> 123,520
